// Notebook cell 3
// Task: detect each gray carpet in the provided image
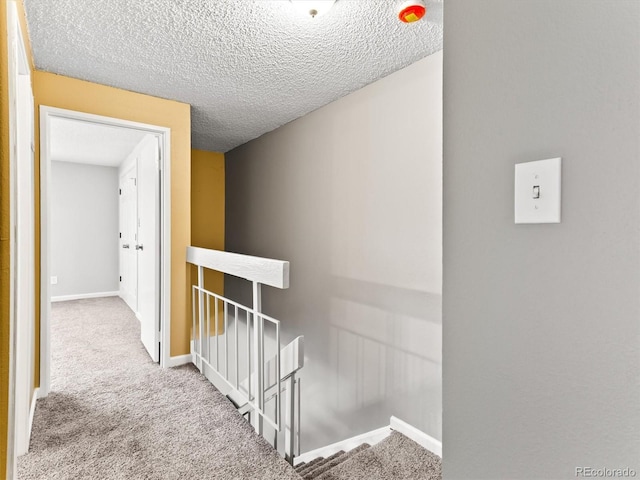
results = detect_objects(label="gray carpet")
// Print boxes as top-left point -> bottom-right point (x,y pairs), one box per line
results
313,432 -> 441,480
18,297 -> 301,480
302,444 -> 369,479
296,449 -> 345,477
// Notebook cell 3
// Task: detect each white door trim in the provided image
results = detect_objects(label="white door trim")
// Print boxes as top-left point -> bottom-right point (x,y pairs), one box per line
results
7,0 -> 32,474
39,106 -> 173,398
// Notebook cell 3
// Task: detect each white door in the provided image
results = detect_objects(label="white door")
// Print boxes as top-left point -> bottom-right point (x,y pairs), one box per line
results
137,135 -> 160,362
119,164 -> 137,312
10,0 -> 35,457
14,63 -> 35,456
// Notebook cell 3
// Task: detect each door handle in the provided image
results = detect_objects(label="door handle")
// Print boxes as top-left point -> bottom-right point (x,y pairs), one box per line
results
122,244 -> 130,249
135,244 -> 144,251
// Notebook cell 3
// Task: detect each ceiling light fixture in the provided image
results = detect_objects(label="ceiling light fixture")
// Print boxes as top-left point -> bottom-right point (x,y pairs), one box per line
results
290,0 -> 337,19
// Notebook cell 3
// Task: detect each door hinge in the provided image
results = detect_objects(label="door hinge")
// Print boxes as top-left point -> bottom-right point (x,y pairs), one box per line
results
119,232 -> 122,238
119,188 -> 122,195
119,276 -> 122,282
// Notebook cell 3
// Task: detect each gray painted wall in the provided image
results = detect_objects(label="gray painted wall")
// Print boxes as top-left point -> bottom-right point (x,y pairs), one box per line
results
443,1 -> 640,478
51,161 -> 119,297
226,52 -> 443,451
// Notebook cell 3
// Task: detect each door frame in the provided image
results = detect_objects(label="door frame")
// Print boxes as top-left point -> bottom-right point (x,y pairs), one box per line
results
7,0 -> 33,474
39,106 -> 172,397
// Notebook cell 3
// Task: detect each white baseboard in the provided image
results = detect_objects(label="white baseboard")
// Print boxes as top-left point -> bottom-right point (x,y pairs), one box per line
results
294,425 -> 391,466
37,387 -> 48,399
28,388 -> 40,447
51,291 -> 119,302
390,416 -> 442,458
167,354 -> 192,368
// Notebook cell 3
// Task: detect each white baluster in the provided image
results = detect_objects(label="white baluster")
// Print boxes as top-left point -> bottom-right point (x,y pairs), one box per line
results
253,281 -> 263,435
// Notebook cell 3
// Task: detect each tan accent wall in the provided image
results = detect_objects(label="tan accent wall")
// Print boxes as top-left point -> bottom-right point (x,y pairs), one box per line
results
33,72 -> 192,366
190,150 -> 225,309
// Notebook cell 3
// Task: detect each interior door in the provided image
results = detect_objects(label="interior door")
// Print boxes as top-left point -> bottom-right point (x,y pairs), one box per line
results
14,62 -> 35,457
137,135 -> 160,362
119,164 -> 137,312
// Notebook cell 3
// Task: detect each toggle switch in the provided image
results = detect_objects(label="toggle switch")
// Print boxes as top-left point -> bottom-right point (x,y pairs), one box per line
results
532,185 -> 540,199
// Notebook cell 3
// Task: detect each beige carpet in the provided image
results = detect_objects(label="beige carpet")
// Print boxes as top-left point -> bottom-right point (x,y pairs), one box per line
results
312,432 -> 441,480
18,297 -> 301,480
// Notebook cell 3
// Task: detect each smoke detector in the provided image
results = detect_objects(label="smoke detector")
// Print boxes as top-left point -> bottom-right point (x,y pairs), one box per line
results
398,1 -> 427,23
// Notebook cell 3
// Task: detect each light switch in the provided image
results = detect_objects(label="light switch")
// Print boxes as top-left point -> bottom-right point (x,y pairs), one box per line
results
532,185 -> 540,199
515,157 -> 561,224
51,276 -> 58,285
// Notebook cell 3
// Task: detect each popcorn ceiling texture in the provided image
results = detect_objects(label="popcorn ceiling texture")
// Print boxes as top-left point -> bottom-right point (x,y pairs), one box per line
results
23,0 -> 443,152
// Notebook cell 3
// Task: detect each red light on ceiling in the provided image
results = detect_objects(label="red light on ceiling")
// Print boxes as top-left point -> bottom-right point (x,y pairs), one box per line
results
398,1 -> 426,23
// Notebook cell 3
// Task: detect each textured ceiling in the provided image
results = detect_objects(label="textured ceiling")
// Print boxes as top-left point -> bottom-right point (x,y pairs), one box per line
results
24,0 -> 443,152
50,117 -> 149,167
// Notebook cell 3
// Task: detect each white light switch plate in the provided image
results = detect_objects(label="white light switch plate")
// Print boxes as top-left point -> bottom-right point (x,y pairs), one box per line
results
51,276 -> 58,285
515,157 -> 561,224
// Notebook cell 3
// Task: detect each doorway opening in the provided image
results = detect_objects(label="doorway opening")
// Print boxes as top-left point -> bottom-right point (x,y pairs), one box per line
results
39,107 -> 172,397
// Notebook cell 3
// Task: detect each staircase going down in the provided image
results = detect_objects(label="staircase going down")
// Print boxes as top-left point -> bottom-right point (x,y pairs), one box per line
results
293,431 -> 442,480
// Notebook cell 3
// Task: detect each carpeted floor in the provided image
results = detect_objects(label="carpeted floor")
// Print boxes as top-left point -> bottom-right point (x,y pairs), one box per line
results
309,432 -> 441,480
18,297 -> 301,480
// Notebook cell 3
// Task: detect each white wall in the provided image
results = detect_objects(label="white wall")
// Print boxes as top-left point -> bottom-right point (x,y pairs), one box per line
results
226,51 -> 443,450
444,1 -> 640,477
51,161 -> 119,298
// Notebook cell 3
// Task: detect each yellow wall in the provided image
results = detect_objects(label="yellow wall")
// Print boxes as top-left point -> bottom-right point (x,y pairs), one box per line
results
1,3 -> 11,474
33,72 -> 193,360
1,0 -> 34,473
191,150 -> 225,300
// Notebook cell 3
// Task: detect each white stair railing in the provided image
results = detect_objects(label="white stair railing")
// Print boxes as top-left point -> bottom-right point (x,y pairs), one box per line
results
227,335 -> 304,461
261,335 -> 304,462
191,285 -> 282,431
186,247 -> 303,464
